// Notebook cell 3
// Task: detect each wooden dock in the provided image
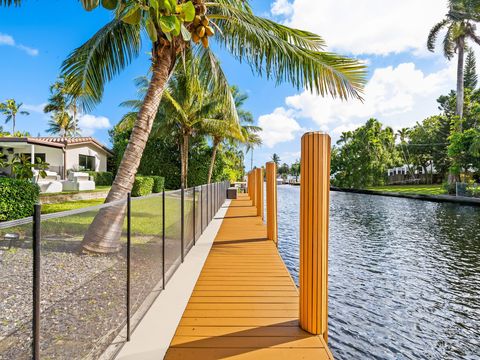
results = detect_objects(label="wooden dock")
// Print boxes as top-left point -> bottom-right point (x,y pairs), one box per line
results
164,193 -> 333,360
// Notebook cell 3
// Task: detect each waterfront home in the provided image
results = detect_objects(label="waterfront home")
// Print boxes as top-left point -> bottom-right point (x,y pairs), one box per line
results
0,136 -> 112,180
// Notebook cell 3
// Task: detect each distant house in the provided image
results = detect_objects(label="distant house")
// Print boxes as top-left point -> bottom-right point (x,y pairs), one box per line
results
387,163 -> 438,184
0,136 -> 113,179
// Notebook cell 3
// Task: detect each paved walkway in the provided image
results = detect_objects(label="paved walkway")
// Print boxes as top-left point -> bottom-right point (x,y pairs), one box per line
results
164,193 -> 333,360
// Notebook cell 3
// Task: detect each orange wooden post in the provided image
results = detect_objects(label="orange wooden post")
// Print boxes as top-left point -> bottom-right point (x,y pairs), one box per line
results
250,171 -> 256,206
255,167 -> 263,218
266,162 -> 278,244
299,132 -> 331,342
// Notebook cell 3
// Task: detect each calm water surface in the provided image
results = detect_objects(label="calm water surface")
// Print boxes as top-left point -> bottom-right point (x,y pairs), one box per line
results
277,185 -> 480,360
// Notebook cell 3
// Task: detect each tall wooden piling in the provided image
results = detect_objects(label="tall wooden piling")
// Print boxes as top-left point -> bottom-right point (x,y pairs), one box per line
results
255,167 -> 263,219
266,162 -> 278,245
250,171 -> 256,206
299,132 -> 331,343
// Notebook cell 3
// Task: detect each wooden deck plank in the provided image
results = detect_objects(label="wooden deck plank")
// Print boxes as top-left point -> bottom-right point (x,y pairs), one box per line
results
164,194 -> 333,360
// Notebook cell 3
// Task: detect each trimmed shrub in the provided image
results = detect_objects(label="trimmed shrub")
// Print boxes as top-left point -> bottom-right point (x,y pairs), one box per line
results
87,171 -> 114,186
131,176 -> 154,197
0,178 -> 40,221
151,176 -> 165,193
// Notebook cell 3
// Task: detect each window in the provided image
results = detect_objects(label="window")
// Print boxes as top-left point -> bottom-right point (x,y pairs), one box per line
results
79,154 -> 96,171
21,153 -> 46,163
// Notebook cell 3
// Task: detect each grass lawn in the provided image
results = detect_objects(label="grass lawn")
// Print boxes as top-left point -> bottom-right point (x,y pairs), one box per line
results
36,193 -> 194,240
366,184 -> 446,195
42,199 -> 105,214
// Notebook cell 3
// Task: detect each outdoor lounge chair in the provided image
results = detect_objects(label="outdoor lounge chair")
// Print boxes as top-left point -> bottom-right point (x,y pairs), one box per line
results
33,170 -> 63,193
62,172 -> 95,191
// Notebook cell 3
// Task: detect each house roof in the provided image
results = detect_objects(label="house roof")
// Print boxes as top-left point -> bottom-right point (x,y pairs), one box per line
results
0,136 -> 113,155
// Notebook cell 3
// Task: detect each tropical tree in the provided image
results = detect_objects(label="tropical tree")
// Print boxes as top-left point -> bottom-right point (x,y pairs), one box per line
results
0,99 -> 29,134
464,48 -> 478,90
204,86 -> 258,183
2,0 -> 366,253
271,153 -> 281,166
427,0 -> 480,122
46,113 -> 77,136
44,77 -> 81,136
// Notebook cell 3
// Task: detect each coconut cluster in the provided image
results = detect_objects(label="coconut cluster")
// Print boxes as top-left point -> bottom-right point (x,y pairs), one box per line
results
192,15 -> 215,48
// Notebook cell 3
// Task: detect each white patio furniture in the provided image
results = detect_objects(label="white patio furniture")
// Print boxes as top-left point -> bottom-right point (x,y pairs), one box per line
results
34,170 -> 63,193
62,172 -> 95,191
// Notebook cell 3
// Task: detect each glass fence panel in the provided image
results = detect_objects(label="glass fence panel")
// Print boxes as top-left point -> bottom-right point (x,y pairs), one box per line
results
201,185 -> 207,233
194,187 -> 201,241
130,194 -> 163,333
0,222 -> 33,360
164,190 -> 182,284
39,202 -> 128,359
183,188 -> 194,255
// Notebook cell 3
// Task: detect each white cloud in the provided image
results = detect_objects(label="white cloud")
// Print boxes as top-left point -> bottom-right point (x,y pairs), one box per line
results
271,0 -> 447,56
0,33 -> 15,46
258,107 -> 304,148
259,61 -> 456,142
23,103 -> 47,113
0,32 -> 39,56
78,114 -> 111,136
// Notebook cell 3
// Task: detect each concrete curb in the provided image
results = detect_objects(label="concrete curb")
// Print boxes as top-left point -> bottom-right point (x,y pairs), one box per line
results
331,187 -> 480,207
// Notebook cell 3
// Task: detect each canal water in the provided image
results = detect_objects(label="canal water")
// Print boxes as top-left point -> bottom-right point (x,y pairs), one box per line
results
276,185 -> 480,360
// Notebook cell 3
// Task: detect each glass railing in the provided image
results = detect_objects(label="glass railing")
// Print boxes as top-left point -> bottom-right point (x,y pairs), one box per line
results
0,181 -> 229,359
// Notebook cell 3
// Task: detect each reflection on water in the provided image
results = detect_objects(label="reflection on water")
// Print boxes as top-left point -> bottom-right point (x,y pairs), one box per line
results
277,185 -> 480,359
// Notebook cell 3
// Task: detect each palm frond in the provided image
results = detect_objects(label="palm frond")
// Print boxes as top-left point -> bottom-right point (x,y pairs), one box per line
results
61,19 -> 141,112
443,23 -> 456,59
208,0 -> 366,100
428,19 -> 450,51
0,0 -> 21,6
119,99 -> 144,109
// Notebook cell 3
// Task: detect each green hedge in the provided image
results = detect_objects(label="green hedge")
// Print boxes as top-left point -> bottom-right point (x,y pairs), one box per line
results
87,171 -> 114,186
151,176 -> 165,193
0,178 -> 40,221
131,176 -> 154,197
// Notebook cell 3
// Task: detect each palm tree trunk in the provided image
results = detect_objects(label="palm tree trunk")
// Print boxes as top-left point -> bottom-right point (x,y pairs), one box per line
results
12,114 -> 15,134
207,139 -> 219,184
81,45 -> 176,253
456,36 -> 465,125
180,132 -> 190,189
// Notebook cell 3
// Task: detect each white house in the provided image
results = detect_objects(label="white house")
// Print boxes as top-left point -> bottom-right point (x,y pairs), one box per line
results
0,136 -> 113,179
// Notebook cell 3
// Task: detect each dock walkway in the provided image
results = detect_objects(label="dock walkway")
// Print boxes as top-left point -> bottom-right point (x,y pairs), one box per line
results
165,193 -> 333,360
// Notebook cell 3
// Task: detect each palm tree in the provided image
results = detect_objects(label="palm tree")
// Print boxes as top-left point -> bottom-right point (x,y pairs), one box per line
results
428,0 -> 480,122
46,112 -> 77,137
2,0 -> 366,253
204,87 -> 255,183
0,99 -> 29,134
44,77 -> 81,137
271,153 -> 281,166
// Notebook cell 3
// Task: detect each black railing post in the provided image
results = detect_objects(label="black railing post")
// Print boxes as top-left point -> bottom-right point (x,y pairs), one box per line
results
162,189 -> 165,290
181,186 -> 185,263
32,204 -> 41,360
127,193 -> 131,341
193,186 -> 196,246
206,184 -> 209,223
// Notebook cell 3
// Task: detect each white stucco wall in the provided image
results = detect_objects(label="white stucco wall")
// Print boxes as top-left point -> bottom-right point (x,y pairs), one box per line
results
65,144 -> 108,172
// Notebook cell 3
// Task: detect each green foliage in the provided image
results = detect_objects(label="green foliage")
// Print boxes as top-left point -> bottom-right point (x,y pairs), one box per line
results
0,178 -> 40,221
151,176 -> 165,193
131,176 -> 154,197
87,171 -> 114,186
448,127 -> 480,178
0,99 -> 30,133
464,48 -> 478,90
332,119 -> 399,188
10,154 -> 49,181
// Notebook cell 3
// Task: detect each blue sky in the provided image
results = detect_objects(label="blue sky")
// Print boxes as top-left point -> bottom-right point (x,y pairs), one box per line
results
0,0 -> 463,169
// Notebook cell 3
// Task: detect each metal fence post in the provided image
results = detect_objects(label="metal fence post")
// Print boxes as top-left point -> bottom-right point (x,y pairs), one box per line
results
127,193 -> 131,341
162,189 -> 165,290
200,185 -> 203,233
193,186 -> 196,246
32,204 -> 41,360
181,186 -> 185,263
